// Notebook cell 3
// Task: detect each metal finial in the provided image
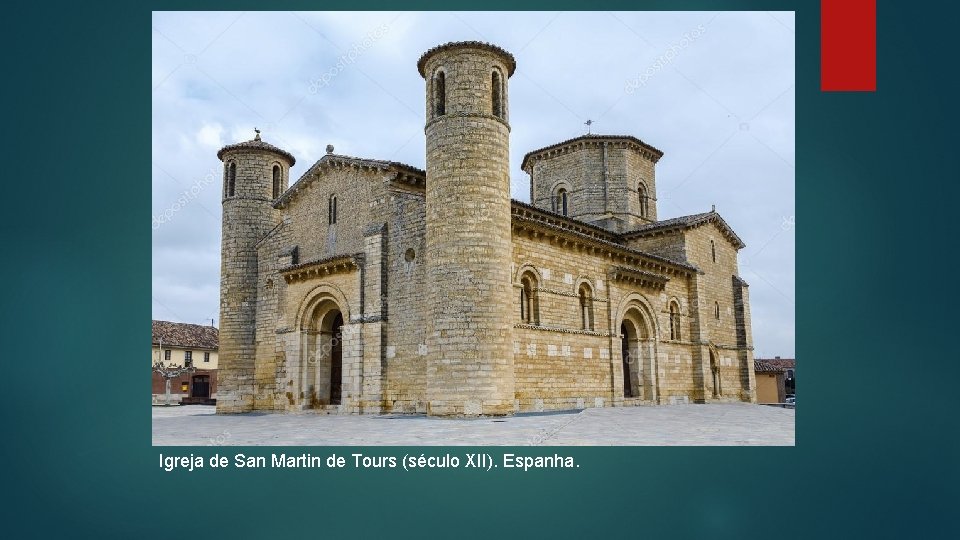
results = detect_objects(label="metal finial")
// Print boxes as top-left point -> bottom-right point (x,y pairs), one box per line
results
584,119 -> 593,135
254,128 -> 261,141
711,204 -> 716,212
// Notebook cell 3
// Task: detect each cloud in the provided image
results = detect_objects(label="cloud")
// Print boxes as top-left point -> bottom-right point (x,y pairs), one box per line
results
195,123 -> 224,148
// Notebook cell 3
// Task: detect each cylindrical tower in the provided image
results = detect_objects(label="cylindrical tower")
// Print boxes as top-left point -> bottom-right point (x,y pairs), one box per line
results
419,42 -> 516,416
216,131 -> 294,413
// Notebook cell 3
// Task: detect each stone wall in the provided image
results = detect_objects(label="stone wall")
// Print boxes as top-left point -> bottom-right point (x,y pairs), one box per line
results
508,229 -> 707,410
281,164 -> 384,264
684,223 -> 753,401
624,230 -> 686,262
381,184 -> 429,413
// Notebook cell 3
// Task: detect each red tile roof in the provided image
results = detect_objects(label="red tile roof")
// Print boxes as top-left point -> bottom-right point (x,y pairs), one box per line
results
755,358 -> 795,372
152,320 -> 218,350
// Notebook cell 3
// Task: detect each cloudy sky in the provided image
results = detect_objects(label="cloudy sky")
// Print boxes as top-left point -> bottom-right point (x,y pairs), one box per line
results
152,11 -> 795,357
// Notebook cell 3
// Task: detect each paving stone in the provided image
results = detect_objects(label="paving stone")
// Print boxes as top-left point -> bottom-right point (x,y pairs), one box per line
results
153,404 -> 794,446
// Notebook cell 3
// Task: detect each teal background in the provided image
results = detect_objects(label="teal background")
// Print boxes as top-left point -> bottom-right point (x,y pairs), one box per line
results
2,1 -> 957,537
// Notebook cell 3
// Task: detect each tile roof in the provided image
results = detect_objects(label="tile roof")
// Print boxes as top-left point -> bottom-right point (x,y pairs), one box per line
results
217,136 -> 296,165
152,320 -> 219,350
520,134 -> 664,171
417,41 -> 516,77
273,153 -> 425,208
755,358 -> 795,372
510,199 -> 700,274
623,211 -> 746,249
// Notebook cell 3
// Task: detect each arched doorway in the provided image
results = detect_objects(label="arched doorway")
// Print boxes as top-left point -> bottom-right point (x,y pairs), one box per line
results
620,304 -> 656,401
302,298 -> 345,408
621,323 -> 635,397
329,312 -> 343,405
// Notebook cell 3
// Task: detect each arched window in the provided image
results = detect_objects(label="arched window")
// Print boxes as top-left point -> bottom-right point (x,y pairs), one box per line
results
492,70 -> 503,118
519,272 -> 539,325
711,240 -> 716,262
638,182 -> 648,218
715,301 -> 721,320
669,301 -> 681,341
328,194 -> 338,225
578,283 -> 594,331
434,70 -> 446,117
272,165 -> 281,199
554,188 -> 569,216
226,162 -> 236,197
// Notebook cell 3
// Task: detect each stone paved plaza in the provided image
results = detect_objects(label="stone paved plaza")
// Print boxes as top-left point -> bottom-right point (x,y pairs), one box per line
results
153,404 -> 794,446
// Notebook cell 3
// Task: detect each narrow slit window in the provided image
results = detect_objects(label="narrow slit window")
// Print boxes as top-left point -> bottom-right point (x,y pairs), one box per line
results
227,162 -> 236,197
435,71 -> 446,116
638,183 -> 648,218
555,188 -> 569,216
492,71 -> 503,118
272,165 -> 281,199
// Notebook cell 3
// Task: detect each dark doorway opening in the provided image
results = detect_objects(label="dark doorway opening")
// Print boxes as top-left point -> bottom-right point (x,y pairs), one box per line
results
330,312 -> 343,405
621,323 -> 634,398
191,375 -> 210,399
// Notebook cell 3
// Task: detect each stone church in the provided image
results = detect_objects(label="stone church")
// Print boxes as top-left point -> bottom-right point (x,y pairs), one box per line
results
216,41 -> 756,416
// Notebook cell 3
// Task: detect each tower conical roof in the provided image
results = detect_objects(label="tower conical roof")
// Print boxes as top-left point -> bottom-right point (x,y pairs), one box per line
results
217,131 -> 296,165
417,41 -> 516,77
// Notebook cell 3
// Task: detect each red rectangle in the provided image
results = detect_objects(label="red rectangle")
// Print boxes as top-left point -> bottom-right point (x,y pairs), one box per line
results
821,0 -> 876,91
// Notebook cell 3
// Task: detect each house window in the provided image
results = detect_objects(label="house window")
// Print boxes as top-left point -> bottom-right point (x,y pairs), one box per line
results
184,351 -> 193,367
711,240 -> 716,262
638,182 -> 648,218
227,162 -> 237,197
328,195 -> 338,225
434,70 -> 446,116
554,188 -> 569,216
579,283 -> 594,331
164,349 -> 171,361
272,165 -> 281,199
715,302 -> 720,320
669,302 -> 681,341
519,272 -> 539,325
492,70 -> 503,118
204,352 -> 210,363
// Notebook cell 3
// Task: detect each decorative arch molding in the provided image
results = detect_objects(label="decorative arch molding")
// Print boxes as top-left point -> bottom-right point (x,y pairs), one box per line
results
665,295 -> 684,314
513,262 -> 543,285
295,283 -> 352,330
614,291 -> 660,341
548,179 -> 572,195
573,275 -> 595,296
